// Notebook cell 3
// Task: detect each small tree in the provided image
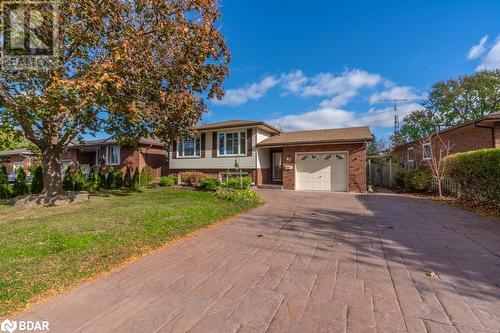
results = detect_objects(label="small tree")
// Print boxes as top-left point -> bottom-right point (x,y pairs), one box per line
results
132,168 -> 140,187
420,134 -> 455,198
115,169 -> 124,189
13,168 -> 29,196
73,168 -> 87,191
0,165 -> 8,184
124,166 -> 132,188
63,166 -> 75,191
98,169 -> 106,190
31,166 -> 44,194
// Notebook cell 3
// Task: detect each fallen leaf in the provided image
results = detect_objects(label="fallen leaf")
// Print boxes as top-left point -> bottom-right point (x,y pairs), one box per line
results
425,271 -> 439,279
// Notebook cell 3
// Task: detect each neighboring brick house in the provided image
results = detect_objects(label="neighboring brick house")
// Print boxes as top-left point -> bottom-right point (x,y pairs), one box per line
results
0,148 -> 37,174
0,138 -> 168,178
169,120 -> 373,192
391,111 -> 500,169
63,138 -> 168,178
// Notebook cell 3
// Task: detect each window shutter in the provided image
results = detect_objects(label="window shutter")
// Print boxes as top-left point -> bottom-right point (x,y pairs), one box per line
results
172,140 -> 177,159
246,129 -> 252,157
200,133 -> 206,158
212,132 -> 217,157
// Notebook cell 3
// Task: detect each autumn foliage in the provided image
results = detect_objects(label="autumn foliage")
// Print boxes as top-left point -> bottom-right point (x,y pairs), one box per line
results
0,0 -> 230,195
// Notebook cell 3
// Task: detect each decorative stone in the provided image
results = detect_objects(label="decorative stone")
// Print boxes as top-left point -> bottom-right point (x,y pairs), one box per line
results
10,191 -> 90,207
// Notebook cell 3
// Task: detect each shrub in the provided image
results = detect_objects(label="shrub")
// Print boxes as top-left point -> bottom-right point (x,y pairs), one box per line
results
0,184 -> 10,198
200,178 -> 220,191
159,175 -> 176,187
139,167 -> 154,186
394,169 -> 432,193
97,168 -> 106,190
62,166 -> 75,191
73,168 -> 87,191
224,175 -> 252,190
124,166 -> 133,188
86,169 -> 100,191
179,171 -> 206,186
13,167 -> 29,196
445,148 -> 500,209
31,165 -> 44,194
147,180 -> 161,188
114,169 -> 124,188
132,167 -> 140,186
214,188 -> 262,205
106,170 -> 116,189
0,165 -> 8,185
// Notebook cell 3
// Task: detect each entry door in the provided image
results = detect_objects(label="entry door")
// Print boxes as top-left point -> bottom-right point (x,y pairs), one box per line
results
296,153 -> 347,192
272,152 -> 283,181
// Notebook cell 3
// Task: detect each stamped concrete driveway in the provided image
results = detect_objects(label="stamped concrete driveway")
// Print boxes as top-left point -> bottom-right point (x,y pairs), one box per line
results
20,190 -> 500,333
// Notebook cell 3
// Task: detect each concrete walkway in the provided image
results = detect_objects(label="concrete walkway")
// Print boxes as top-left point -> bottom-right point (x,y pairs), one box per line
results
19,190 -> 500,332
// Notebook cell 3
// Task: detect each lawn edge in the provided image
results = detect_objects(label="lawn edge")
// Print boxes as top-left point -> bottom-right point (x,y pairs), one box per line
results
8,199 -> 264,319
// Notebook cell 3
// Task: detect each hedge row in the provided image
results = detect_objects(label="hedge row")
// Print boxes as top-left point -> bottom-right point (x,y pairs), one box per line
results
445,148 -> 500,209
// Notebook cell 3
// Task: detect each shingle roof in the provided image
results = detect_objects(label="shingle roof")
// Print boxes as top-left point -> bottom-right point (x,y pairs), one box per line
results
69,137 -> 164,147
0,148 -> 34,156
196,120 -> 280,133
257,126 -> 373,147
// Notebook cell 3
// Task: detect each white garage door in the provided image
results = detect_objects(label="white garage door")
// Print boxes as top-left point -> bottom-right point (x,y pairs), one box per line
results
296,153 -> 348,192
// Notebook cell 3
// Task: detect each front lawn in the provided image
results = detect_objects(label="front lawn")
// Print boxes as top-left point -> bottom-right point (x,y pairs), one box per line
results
0,188 -> 261,316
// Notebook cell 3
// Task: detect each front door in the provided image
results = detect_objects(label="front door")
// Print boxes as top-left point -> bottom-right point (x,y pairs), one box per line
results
272,152 -> 283,181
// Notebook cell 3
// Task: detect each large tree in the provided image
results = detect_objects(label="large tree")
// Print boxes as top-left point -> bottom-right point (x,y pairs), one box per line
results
0,0 -> 230,195
395,70 -> 500,144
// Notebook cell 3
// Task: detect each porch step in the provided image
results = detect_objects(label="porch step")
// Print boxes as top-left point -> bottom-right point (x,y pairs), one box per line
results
257,184 -> 284,190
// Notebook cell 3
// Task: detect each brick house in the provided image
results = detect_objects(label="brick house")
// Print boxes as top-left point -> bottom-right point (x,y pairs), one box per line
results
169,120 -> 373,192
0,138 -> 168,178
391,111 -> 500,169
0,148 -> 37,174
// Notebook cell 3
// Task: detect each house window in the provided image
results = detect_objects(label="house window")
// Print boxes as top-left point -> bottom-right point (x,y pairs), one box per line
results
407,147 -> 414,162
177,138 -> 200,157
218,132 -> 246,156
12,162 -> 24,171
423,143 -> 432,161
106,145 -> 120,165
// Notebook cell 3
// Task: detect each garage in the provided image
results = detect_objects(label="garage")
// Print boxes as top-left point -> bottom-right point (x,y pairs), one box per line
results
296,152 -> 348,192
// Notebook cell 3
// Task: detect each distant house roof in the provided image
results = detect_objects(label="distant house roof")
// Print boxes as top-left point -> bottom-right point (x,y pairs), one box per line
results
196,120 -> 280,133
257,126 -> 373,147
69,137 -> 164,148
0,148 -> 35,157
392,111 -> 500,150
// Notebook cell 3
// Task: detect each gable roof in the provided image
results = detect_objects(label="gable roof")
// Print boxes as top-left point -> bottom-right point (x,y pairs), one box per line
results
196,120 -> 280,133
0,148 -> 35,157
392,111 -> 500,150
257,126 -> 373,147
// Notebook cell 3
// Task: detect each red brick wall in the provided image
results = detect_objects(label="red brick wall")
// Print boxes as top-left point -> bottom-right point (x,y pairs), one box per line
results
495,124 -> 500,148
0,155 -> 34,173
281,143 -> 367,192
256,168 -> 271,185
392,123 -> 495,169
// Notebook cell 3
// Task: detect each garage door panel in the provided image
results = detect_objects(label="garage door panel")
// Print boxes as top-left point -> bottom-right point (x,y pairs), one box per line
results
296,153 -> 347,192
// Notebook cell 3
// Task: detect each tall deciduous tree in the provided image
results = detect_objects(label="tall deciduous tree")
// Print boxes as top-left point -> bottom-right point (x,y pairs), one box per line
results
0,0 -> 230,196
395,70 -> 500,144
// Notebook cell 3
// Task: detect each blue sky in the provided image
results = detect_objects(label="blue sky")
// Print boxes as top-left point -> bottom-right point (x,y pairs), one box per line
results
204,0 -> 500,139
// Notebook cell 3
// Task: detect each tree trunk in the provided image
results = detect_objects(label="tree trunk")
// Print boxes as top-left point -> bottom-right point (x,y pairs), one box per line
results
42,148 -> 63,196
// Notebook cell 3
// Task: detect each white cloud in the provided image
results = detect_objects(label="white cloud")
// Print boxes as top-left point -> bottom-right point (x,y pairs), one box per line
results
270,103 -> 423,132
214,76 -> 279,106
368,86 -> 424,104
477,39 -> 500,70
270,108 -> 356,131
468,35 -> 489,60
280,69 -> 382,108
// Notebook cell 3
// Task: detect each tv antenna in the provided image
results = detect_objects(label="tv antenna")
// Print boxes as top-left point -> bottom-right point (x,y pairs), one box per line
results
377,97 -> 412,136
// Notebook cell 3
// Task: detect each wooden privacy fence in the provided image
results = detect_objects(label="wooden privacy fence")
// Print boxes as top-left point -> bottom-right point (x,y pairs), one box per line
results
367,156 -> 460,197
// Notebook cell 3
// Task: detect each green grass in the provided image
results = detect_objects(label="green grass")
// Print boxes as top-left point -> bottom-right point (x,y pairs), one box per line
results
0,188 -> 261,316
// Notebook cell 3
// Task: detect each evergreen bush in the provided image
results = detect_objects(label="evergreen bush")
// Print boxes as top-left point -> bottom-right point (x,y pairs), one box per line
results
13,167 -> 29,196
31,165 -> 44,194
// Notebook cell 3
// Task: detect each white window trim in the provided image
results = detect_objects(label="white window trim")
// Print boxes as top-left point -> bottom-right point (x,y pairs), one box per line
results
407,147 -> 414,162
217,131 -> 247,157
177,138 -> 201,158
422,143 -> 432,161
105,145 -> 121,166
